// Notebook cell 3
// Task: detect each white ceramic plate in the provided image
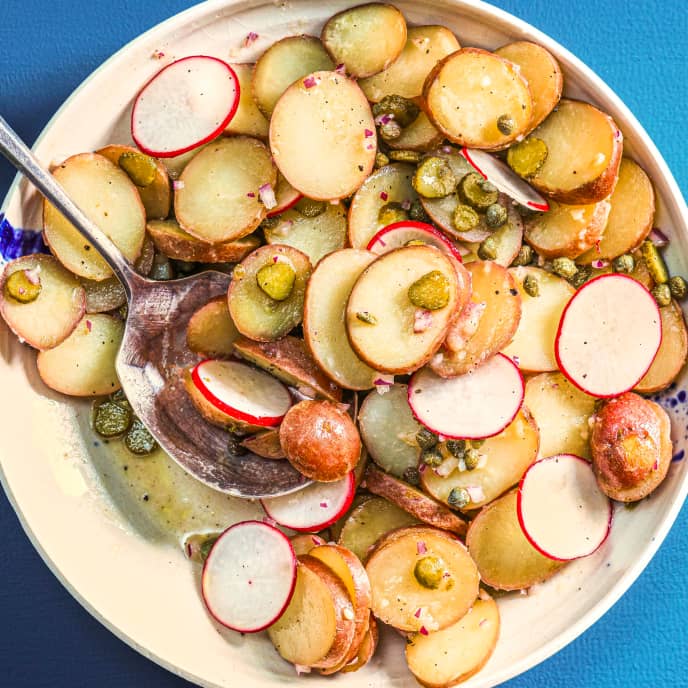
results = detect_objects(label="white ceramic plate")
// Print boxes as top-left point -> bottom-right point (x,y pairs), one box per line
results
1,1 -> 688,687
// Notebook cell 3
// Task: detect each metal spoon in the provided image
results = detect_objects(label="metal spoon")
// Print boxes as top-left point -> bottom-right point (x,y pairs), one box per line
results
0,116 -> 308,498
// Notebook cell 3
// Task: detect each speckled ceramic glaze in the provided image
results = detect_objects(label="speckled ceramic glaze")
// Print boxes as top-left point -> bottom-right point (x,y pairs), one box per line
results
1,1 -> 687,687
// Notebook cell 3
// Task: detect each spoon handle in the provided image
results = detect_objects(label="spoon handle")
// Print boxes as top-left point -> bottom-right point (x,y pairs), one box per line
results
0,115 -> 136,294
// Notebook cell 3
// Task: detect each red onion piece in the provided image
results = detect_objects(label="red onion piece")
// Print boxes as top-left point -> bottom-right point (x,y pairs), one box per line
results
259,183 -> 277,210
650,227 -> 670,247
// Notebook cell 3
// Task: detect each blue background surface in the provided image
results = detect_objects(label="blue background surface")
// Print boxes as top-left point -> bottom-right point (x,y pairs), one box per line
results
0,1 -> 687,686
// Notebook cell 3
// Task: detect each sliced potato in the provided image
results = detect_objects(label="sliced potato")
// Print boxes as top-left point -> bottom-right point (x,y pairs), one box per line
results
524,372 -> 596,459
159,144 -> 209,180
346,245 -> 461,374
223,63 -> 269,139
233,335 -> 342,402
463,216 -> 524,268
330,493 -> 373,543
424,48 -> 533,150
240,428 -> 285,459
348,163 -> 418,249
267,554 -> 356,669
365,525 -> 479,632
270,71 -> 376,201
577,158 -> 655,262
466,489 -> 565,590
81,277 -> 126,314
175,136 -> 276,243
186,297 -> 240,358
495,41 -> 562,130
359,25 -> 460,101
421,410 -> 539,510
264,204 -> 347,265
406,595 -> 500,688
432,260 -> 521,377
527,99 -> 623,205
524,199 -> 611,259
358,383 -> 422,478
0,255 -> 86,350
253,35 -> 334,117
502,266 -> 574,372
304,249 -> 378,390
363,464 -> 467,535
43,153 -> 146,281
338,496 -> 419,561
386,111 -> 445,152
227,244 -> 311,342
97,144 -> 171,220
636,300 -> 688,393
321,3 -> 407,78
147,219 -> 259,263
341,614 -> 378,673
291,533 -> 327,556
36,314 -> 123,396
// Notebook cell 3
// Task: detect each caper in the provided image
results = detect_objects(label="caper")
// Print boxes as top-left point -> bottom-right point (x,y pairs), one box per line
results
294,197 -> 327,218
260,215 -> 280,230
471,439 -> 485,449
93,400 -> 132,438
408,270 -> 451,310
375,152 -> 390,169
551,257 -> 578,280
149,253 -> 175,280
403,466 -> 421,486
640,240 -> 669,284
409,199 -> 430,222
124,418 -> 158,455
478,236 -> 498,261
497,114 -> 516,135
199,535 -> 219,562
669,275 -> 688,300
4,269 -> 42,303
510,244 -> 534,267
507,137 -> 548,178
458,173 -> 499,210
447,487 -> 470,509
413,157 -> 457,199
523,274 -> 540,297
372,95 -> 420,128
445,439 -> 466,459
453,203 -> 480,233
378,201 -> 408,226
570,265 -> 592,288
256,262 -> 296,301
485,203 -> 507,228
612,254 -> 635,274
416,427 -> 438,450
413,555 -> 445,589
652,283 -> 672,307
421,447 -> 443,467
464,447 -> 481,470
356,311 -> 378,325
388,150 -> 422,164
379,120 -> 402,141
227,433 -> 248,456
118,151 -> 157,187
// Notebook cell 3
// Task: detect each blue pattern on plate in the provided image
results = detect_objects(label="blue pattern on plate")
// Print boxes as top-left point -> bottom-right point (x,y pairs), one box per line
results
0,213 -> 49,265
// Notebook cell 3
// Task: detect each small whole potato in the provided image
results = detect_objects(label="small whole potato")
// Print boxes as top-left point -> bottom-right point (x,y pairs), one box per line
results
280,400 -> 361,482
590,392 -> 672,502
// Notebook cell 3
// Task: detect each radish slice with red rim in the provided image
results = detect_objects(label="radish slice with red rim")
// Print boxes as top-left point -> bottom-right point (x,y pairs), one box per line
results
517,454 -> 612,561
555,274 -> 662,398
267,174 -> 303,217
366,221 -> 463,261
408,353 -> 524,439
191,359 -> 292,427
202,520 -> 297,632
460,147 -> 550,212
261,472 -> 356,532
132,56 -> 240,158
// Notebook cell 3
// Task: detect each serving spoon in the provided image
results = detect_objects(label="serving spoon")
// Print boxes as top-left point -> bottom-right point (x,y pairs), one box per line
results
0,116 -> 308,498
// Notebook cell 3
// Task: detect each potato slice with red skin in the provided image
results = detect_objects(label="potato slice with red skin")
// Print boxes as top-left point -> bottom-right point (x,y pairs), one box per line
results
341,614 -> 378,673
240,429 -> 286,459
591,393 -> 672,502
527,99 -> 623,205
423,48 -> 533,151
365,525 -> 479,632
186,297 -> 240,359
405,594 -> 500,688
270,71 -> 376,201
223,63 -> 269,139
0,254 -> 85,350
431,260 -> 521,377
466,489 -> 565,590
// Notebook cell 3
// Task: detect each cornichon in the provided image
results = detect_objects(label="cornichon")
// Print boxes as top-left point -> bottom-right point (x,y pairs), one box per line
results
640,240 -> 669,284
408,270 -> 451,310
458,172 -> 498,210
118,151 -> 157,187
4,269 -> 41,303
256,262 -> 296,301
507,137 -> 548,178
388,150 -> 422,164
378,202 -> 408,226
413,157 -> 457,198
453,203 -> 480,233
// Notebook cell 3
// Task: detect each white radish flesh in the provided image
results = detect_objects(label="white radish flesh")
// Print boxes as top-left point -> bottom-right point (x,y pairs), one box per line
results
132,56 -> 240,157
409,354 -> 524,439
517,454 -> 612,561
202,521 -> 297,632
366,221 -> 462,261
555,274 -> 662,397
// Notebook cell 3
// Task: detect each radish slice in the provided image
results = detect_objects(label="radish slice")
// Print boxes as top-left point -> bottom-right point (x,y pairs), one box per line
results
202,521 -> 297,632
408,354 -> 524,439
555,274 -> 662,398
366,221 -> 463,261
460,147 -> 550,212
132,56 -> 240,158
517,454 -> 612,561
261,472 -> 356,532
191,359 -> 292,427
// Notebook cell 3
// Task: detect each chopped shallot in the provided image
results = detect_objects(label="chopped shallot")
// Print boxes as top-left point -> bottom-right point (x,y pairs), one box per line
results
465,485 -> 485,503
650,228 -> 670,247
243,32 -> 259,48
172,180 -> 185,190
417,540 -> 427,555
303,75 -> 318,89
414,309 -> 433,333
259,183 -> 277,210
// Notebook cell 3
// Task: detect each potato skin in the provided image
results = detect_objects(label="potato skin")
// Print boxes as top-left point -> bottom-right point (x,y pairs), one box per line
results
591,392 -> 672,502
280,400 -> 362,481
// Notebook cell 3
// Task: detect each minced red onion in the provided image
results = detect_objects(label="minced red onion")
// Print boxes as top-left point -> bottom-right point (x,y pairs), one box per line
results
319,501 -> 329,509
374,375 -> 394,386
465,485 -> 485,503
364,128 -> 374,138
262,515 -> 277,527
335,63 -> 346,75
151,49 -> 166,60
243,31 -> 259,47
294,665 -> 311,675
591,259 -> 608,269
441,145 -> 452,154
311,536 -> 321,545
380,191 -> 388,201
303,75 -> 318,89
375,113 -> 393,126
85,320 -> 92,333
414,309 -> 433,333
172,180 -> 185,190
259,183 -> 277,210
417,540 -> 427,555
511,355 -> 520,367
414,608 -> 422,618
479,619 -> 488,628
23,267 -> 41,285
246,191 -> 256,198
650,227 -> 670,247
401,199 -> 412,210
366,143 -> 375,151
419,626 -> 429,636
